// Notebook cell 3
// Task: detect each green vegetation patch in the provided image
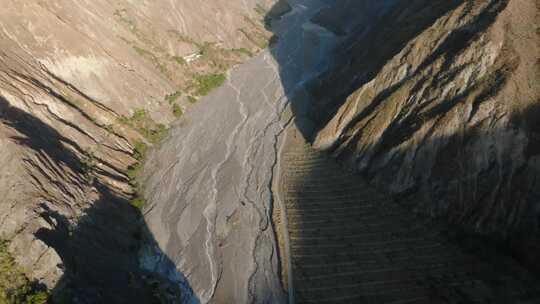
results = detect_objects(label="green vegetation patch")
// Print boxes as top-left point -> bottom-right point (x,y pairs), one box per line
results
231,48 -> 253,57
172,104 -> 183,118
119,111 -> 170,210
80,150 -> 96,183
194,74 -> 226,96
130,197 -> 146,210
197,42 -> 239,70
0,241 -> 48,304
126,162 -> 142,182
132,141 -> 148,162
133,45 -> 152,57
119,109 -> 168,144
170,55 -> 186,66
255,4 -> 268,16
120,109 -> 171,210
126,141 -> 149,209
168,30 -> 200,47
118,109 -> 146,128
187,96 -> 198,104
126,141 -> 148,181
165,91 -> 182,105
142,123 -> 167,144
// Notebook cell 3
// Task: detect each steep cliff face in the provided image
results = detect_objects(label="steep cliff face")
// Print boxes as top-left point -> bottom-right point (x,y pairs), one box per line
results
310,0 -> 539,236
0,0 -> 274,299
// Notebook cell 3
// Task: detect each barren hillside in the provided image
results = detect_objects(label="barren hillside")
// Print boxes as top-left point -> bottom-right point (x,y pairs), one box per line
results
0,0 -> 275,301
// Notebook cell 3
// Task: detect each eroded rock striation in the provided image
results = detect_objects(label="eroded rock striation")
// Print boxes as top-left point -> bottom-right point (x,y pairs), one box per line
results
310,0 -> 540,237
0,0 -> 276,300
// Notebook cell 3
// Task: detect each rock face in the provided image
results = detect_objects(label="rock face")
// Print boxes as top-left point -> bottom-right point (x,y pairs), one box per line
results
310,0 -> 540,237
0,0 -> 276,300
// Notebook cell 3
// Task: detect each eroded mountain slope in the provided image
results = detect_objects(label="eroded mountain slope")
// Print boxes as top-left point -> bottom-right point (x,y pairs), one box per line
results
310,0 -> 539,237
0,0 -> 276,300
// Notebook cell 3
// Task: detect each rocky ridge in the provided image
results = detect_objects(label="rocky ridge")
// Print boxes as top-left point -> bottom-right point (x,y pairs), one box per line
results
310,0 -> 540,238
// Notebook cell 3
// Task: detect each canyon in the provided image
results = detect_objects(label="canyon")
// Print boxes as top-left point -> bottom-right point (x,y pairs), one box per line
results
0,0 -> 539,303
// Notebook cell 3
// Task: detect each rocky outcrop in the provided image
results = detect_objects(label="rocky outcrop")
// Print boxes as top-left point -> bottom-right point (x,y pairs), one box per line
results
0,0 -> 275,300
309,0 -> 540,237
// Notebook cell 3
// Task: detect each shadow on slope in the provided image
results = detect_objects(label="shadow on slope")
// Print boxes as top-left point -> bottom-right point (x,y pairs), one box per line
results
282,117 -> 540,304
0,96 -> 198,303
359,102 -> 540,274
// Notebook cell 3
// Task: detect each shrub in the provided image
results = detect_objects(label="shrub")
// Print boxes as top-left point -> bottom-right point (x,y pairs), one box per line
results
23,291 -> 49,304
119,110 -> 168,144
130,197 -> 146,210
194,73 -> 226,96
141,124 -> 168,144
127,141 -> 148,181
231,48 -> 253,57
132,141 -> 148,161
171,56 -> 186,65
119,109 -> 147,126
104,124 -> 115,133
132,109 -> 147,121
132,47 -> 170,76
165,91 -> 182,105
0,240 -> 49,304
126,162 -> 141,181
187,96 -> 198,104
133,46 -> 152,58
255,4 -> 267,16
172,104 -> 183,118
80,151 -> 96,183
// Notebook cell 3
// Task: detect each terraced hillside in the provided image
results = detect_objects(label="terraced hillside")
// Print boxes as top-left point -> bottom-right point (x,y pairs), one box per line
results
279,128 -> 540,304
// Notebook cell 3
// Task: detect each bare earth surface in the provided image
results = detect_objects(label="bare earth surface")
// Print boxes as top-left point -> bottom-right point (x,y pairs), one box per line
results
0,0 -> 276,295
